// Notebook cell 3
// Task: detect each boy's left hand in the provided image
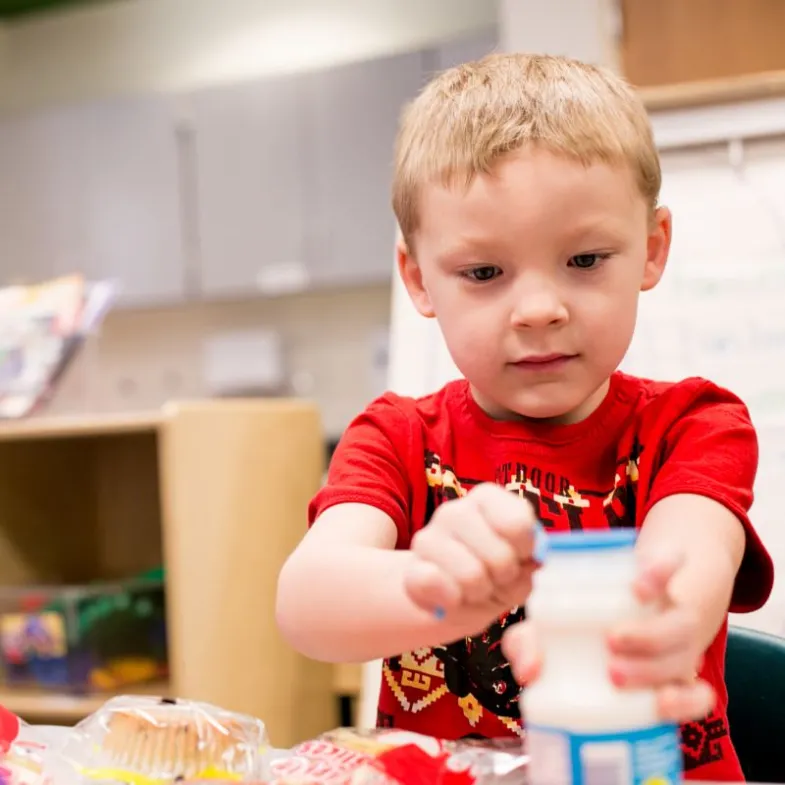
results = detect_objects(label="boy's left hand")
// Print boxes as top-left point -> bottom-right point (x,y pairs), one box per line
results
605,550 -> 714,722
503,549 -> 716,724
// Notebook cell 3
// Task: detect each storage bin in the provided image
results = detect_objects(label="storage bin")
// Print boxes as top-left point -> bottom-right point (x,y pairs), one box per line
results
0,574 -> 167,693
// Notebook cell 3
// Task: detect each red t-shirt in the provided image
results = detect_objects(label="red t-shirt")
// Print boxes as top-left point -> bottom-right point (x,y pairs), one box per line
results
309,372 -> 773,783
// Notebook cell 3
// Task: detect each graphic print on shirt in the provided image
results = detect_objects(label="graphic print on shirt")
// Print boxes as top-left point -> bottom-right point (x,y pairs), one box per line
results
681,712 -> 730,771
382,446 -> 643,736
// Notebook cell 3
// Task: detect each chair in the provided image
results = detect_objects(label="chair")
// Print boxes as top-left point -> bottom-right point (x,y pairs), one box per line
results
725,624 -> 785,783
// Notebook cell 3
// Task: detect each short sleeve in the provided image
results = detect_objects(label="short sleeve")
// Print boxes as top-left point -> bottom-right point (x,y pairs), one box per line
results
307,394 -> 416,549
643,381 -> 773,613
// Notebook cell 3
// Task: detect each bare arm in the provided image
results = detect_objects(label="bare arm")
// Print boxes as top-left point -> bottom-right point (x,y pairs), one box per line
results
636,493 -> 746,651
275,503 -> 497,663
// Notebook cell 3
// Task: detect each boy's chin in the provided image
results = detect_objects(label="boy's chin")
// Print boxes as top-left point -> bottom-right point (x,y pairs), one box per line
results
500,392 -> 598,424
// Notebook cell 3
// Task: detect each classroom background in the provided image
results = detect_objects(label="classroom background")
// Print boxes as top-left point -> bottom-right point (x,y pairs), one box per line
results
0,0 -> 782,756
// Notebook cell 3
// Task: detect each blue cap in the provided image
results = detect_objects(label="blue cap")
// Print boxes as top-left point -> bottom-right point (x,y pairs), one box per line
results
542,528 -> 637,557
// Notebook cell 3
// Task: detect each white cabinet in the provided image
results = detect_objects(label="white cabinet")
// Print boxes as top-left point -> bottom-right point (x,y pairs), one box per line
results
0,97 -> 185,307
432,27 -> 499,71
0,39 -> 499,303
303,51 -> 426,286
189,74 -> 308,298
48,97 -> 186,307
0,114 -> 67,286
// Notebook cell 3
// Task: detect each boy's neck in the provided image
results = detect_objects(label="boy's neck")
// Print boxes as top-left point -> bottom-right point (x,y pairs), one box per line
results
470,377 -> 612,426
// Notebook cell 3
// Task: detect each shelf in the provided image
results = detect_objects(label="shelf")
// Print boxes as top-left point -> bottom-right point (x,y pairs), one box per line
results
0,680 -> 171,722
640,69 -> 785,111
0,411 -> 162,442
0,399 -> 335,746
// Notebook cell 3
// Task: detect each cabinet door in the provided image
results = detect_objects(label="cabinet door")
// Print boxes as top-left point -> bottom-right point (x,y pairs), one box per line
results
433,27 -> 499,71
620,0 -> 785,87
190,74 -> 307,299
305,51 -> 426,287
47,97 -> 186,307
0,114 -> 68,287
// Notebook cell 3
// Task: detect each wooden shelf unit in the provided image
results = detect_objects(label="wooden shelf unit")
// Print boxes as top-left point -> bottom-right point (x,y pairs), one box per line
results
0,680 -> 170,724
0,400 -> 336,746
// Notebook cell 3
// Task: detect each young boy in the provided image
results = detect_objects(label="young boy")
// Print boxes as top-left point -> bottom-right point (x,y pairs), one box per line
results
276,53 -> 773,782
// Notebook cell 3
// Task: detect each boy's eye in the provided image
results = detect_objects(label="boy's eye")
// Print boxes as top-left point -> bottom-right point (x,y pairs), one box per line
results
569,254 -> 603,269
464,265 -> 501,282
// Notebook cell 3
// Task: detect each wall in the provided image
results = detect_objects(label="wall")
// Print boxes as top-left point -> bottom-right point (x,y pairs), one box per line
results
49,283 -> 393,439
0,0 -> 497,110
498,0 -> 619,68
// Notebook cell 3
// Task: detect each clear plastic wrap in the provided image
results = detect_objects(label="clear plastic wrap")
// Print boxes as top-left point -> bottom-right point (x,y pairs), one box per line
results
36,695 -> 269,785
0,704 -> 527,784
265,728 -> 528,785
4,724 -> 70,785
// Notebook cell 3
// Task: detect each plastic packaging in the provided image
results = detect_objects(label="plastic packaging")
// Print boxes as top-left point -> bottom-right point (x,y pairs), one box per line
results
40,695 -> 269,785
3,723 -> 70,785
265,728 -> 528,784
521,529 -> 683,785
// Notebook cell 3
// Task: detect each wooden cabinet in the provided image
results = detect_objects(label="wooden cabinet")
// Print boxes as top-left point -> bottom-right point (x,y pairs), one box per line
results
620,0 -> 785,88
189,75 -> 309,298
0,401 -> 335,747
0,97 -> 185,307
302,51 -> 426,287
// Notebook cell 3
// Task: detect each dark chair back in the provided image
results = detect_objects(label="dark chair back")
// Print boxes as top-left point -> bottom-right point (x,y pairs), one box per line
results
726,624 -> 785,783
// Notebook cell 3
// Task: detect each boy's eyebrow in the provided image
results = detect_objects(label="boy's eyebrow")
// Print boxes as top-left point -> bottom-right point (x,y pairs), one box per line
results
433,240 -> 497,264
560,217 -> 631,242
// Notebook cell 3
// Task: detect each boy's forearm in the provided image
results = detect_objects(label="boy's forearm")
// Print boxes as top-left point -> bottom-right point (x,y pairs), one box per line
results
276,545 -> 492,663
638,493 -> 746,651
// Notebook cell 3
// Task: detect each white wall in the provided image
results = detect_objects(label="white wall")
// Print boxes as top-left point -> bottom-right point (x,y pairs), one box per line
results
498,0 -> 619,68
626,134 -> 785,636
0,0 -> 497,110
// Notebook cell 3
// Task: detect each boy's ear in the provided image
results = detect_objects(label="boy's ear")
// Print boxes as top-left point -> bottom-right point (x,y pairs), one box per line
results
641,206 -> 672,292
397,241 -> 435,318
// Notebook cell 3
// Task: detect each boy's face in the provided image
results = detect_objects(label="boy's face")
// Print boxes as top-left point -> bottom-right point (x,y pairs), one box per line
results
399,147 -> 671,424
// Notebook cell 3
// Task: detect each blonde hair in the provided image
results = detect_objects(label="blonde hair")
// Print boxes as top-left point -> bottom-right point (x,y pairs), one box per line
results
392,52 -> 660,244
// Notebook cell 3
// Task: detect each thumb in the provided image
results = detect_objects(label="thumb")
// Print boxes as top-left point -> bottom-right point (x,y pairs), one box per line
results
502,620 -> 541,686
634,548 -> 684,604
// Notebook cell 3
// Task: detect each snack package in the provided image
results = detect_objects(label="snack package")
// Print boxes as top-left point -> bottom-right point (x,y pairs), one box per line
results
40,695 -> 269,785
4,723 -> 71,785
265,728 -> 528,785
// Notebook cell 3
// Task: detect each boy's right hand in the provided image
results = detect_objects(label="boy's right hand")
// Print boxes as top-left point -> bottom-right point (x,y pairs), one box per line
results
404,483 -> 543,623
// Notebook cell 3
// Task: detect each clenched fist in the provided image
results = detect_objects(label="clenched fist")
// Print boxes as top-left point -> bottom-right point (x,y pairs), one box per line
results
404,483 -> 544,622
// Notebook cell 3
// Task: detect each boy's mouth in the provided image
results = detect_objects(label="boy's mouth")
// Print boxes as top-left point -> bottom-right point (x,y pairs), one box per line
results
511,353 -> 577,370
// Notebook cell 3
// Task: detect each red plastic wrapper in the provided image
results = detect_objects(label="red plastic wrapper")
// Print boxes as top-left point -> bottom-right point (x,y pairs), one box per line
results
265,728 -> 528,785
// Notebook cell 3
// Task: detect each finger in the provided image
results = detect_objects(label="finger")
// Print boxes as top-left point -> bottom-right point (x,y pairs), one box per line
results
403,559 -> 461,616
502,620 -> 541,686
657,680 -> 716,724
413,532 -> 493,605
633,549 -> 684,604
452,522 -> 521,587
470,484 -> 541,560
609,649 -> 700,688
608,607 -> 697,657
490,565 -> 537,610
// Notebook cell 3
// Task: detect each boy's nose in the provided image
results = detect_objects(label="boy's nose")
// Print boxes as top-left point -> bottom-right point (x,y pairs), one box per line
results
509,282 -> 569,328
